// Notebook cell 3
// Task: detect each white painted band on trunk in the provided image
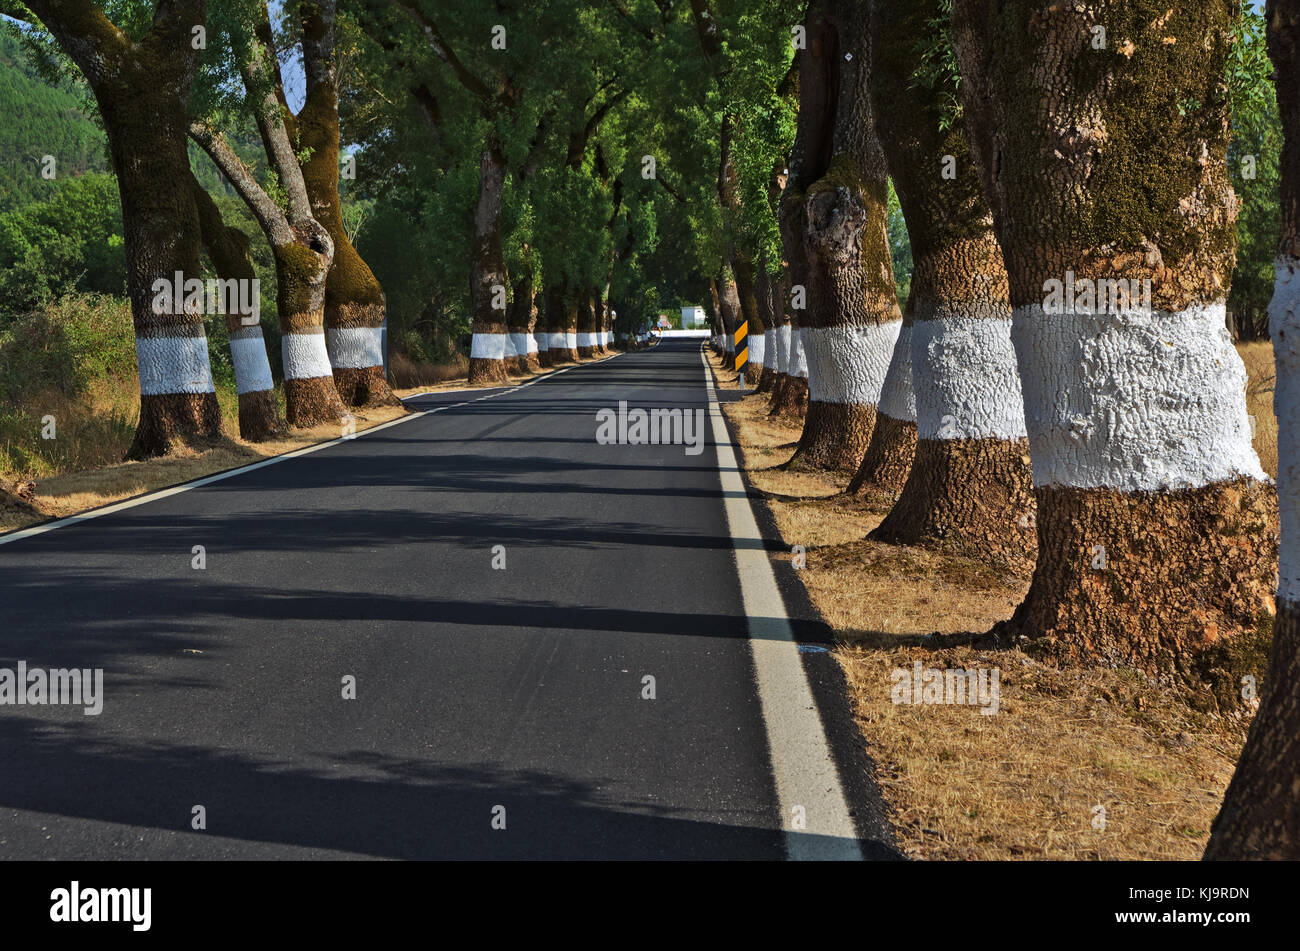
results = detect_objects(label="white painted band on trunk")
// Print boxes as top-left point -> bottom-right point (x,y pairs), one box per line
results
503,333 -> 519,358
791,329 -> 809,379
547,332 -> 565,350
912,316 -> 1026,440
577,332 -> 595,348
876,324 -> 916,422
565,332 -> 578,350
802,320 -> 900,405
470,332 -> 507,360
282,331 -> 334,381
726,335 -> 735,354
1013,301 -> 1265,491
775,325 -> 791,374
512,333 -> 534,356
1272,256 -> 1300,603
749,333 -> 766,367
326,326 -> 383,370
229,333 -> 274,395
533,332 -> 548,352
135,335 -> 215,395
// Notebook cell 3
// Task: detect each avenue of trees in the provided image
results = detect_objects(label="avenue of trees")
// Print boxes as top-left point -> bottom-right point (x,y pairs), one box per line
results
0,0 -> 1297,857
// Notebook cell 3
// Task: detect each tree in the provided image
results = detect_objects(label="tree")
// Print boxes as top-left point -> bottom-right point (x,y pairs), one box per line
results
787,0 -> 904,472
296,0 -> 399,407
952,0 -> 1276,691
189,0 -> 346,428
190,171 -> 284,440
1205,0 -> 1300,859
863,0 -> 1034,560
11,0 -> 223,458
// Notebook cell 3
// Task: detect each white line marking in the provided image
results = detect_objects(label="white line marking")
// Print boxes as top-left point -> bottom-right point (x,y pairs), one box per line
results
700,347 -> 863,861
0,352 -> 624,547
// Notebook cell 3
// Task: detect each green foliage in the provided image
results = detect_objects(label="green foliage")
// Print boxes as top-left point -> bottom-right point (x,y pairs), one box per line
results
0,27 -> 109,214
1227,5 -> 1282,339
0,171 -> 124,316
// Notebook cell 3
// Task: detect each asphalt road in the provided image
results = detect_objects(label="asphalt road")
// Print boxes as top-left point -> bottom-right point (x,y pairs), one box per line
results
0,339 -> 896,860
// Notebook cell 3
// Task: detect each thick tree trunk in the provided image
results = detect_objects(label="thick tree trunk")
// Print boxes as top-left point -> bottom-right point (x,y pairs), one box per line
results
953,0 -> 1276,688
118,106 -> 223,459
791,0 -> 902,472
719,275 -> 741,370
734,252 -> 766,385
276,232 -> 347,427
191,176 -> 284,442
507,264 -> 535,373
862,1 -> 1033,555
468,146 -> 510,385
1205,0 -> 1300,859
29,2 -> 224,459
298,0 -> 397,408
536,287 -> 555,367
848,302 -> 915,491
577,292 -> 596,358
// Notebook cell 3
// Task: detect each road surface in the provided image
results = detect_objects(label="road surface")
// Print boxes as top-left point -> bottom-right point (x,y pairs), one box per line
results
0,339 -> 897,860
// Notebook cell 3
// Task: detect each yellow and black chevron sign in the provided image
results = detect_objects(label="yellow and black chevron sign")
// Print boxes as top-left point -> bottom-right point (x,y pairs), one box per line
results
734,321 -> 748,370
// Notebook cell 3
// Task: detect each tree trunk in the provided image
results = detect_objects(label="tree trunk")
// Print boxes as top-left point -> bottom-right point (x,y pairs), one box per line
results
507,254 -> 535,374
756,270 -> 778,392
718,275 -> 741,370
577,292 -> 596,358
191,175 -> 284,442
1205,0 -> 1300,859
298,0 -> 397,408
849,300 -> 915,492
863,1 -> 1034,557
26,2 -> 223,459
468,145 -> 510,385
953,0 -> 1276,688
792,0 -> 902,472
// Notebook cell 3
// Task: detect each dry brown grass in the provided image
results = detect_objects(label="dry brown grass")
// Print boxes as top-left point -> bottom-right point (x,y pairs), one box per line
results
1239,339 -> 1277,478
388,350 -> 469,389
707,348 -> 1251,861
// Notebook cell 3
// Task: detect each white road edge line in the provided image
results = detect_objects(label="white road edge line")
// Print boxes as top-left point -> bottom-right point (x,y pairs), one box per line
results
700,347 -> 863,862
0,352 -> 623,547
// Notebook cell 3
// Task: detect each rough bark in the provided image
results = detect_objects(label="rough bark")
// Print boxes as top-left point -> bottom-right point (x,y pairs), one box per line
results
298,0 -> 397,408
719,275 -> 741,371
191,174 -> 284,442
861,0 -> 1033,555
790,0 -> 902,472
25,0 -> 223,458
953,0 -> 1276,685
468,145 -> 510,385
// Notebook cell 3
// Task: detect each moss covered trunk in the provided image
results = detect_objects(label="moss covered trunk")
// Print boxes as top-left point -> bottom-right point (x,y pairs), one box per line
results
953,0 -> 1276,685
192,176 -> 284,442
1205,0 -> 1300,859
297,7 -> 396,408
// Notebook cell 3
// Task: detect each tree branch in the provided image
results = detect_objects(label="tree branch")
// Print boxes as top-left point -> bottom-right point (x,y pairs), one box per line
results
188,119 -> 295,248
388,0 -> 495,113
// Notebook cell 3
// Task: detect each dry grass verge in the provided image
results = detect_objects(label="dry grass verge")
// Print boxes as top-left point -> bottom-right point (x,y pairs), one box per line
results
707,347 -> 1267,861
